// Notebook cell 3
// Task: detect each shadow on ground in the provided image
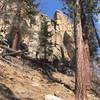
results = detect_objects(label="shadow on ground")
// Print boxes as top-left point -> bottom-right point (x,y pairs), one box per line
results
31,61 -> 75,92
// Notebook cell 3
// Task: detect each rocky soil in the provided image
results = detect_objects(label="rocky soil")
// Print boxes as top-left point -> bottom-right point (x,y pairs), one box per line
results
0,58 -> 99,100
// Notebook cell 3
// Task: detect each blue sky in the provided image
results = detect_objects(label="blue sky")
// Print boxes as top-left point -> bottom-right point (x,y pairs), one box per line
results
95,14 -> 100,55
38,0 -> 63,18
95,14 -> 100,36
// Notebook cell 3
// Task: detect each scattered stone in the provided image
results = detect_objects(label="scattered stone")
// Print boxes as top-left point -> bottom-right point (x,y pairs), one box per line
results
45,94 -> 63,100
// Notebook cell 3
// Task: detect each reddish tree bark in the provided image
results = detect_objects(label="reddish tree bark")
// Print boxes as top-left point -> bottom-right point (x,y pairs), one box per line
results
12,32 -> 19,50
83,41 -> 91,90
80,1 -> 91,90
75,0 -> 88,100
11,1 -> 21,50
63,0 -> 91,99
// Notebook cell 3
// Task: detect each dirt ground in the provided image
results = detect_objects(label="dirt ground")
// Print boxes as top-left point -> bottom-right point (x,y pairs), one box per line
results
0,58 -> 99,100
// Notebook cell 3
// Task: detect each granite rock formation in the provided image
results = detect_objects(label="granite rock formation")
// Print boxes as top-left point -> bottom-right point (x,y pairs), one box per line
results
22,10 -> 75,61
0,3 -> 74,62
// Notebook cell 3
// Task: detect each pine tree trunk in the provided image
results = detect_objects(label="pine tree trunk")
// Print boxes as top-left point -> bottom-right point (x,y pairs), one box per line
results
75,0 -> 88,99
11,1 -> 21,50
80,0 -> 91,90
12,32 -> 19,50
83,41 -> 91,90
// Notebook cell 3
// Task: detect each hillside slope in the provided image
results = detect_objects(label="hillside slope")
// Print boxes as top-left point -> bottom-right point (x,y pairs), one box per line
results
0,58 -> 99,100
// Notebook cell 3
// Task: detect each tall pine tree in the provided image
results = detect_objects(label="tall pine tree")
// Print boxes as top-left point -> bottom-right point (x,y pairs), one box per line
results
61,0 -> 100,99
38,16 -> 53,60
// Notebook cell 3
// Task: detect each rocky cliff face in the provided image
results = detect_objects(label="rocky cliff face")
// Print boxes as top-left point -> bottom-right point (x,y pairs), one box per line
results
22,10 -> 75,61
0,7 -> 75,61
53,10 -> 74,61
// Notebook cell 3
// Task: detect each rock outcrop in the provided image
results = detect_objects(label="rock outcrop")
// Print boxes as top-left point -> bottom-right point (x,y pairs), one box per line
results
0,3 -> 75,62
22,10 -> 75,61
53,10 -> 74,61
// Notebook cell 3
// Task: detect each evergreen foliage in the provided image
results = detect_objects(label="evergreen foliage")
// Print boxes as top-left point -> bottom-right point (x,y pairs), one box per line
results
39,16 -> 53,60
61,0 -> 100,56
61,0 -> 100,99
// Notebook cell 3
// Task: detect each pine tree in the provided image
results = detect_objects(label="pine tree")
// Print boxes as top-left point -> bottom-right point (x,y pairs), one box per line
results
38,16 -> 53,61
61,0 -> 100,99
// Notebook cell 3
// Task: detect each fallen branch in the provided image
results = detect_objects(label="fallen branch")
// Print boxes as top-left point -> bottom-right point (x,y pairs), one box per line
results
0,45 -> 50,64
0,44 -> 28,56
0,45 -> 16,52
2,50 -> 28,57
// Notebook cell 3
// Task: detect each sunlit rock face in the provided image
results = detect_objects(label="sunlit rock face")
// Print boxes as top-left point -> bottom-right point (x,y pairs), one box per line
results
0,6 -> 75,61
53,10 -> 75,61
22,14 -> 41,57
26,10 -> 75,60
0,1 -> 17,37
0,1 -> 16,53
